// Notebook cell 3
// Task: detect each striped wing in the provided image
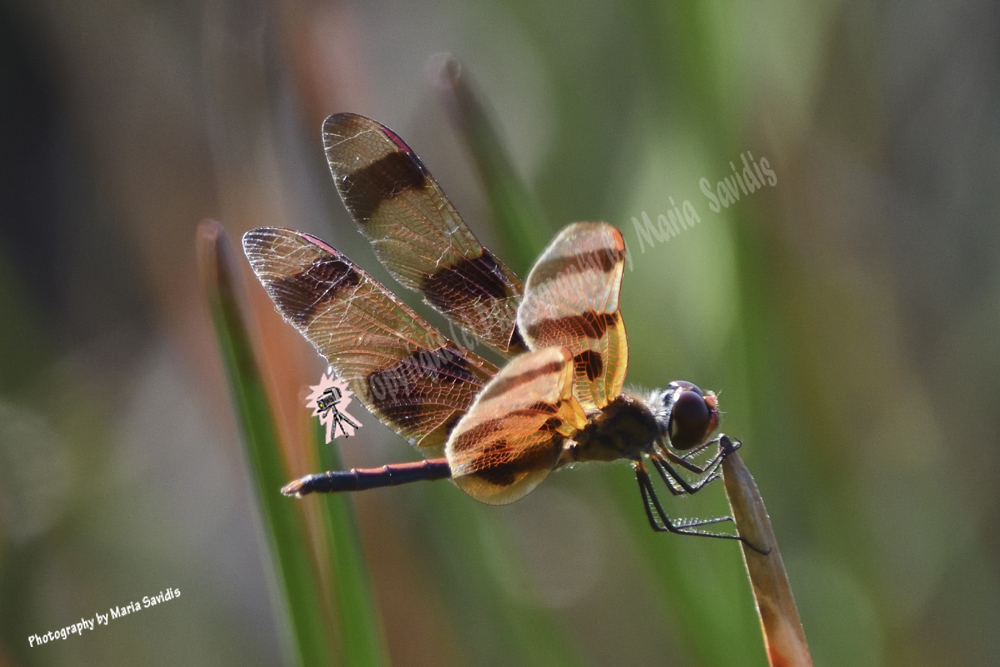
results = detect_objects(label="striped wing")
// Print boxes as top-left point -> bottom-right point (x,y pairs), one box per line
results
323,113 -> 527,356
445,347 -> 587,505
243,227 -> 500,457
517,222 -> 628,410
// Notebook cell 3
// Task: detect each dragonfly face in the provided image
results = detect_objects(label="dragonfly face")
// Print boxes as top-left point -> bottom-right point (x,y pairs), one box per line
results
661,382 -> 720,451
244,113 -> 743,543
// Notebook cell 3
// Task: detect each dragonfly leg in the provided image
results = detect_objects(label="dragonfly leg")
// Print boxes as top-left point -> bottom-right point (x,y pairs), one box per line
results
634,460 -> 739,538
677,440 -> 713,461
634,460 -> 769,554
671,433 -> 741,471
650,453 -> 723,496
652,433 -> 740,493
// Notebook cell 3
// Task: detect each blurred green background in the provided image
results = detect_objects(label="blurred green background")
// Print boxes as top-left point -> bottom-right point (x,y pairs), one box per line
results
2,0 -> 999,665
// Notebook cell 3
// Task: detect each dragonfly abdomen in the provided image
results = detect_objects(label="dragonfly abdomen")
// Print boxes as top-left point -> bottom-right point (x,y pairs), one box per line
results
281,458 -> 452,496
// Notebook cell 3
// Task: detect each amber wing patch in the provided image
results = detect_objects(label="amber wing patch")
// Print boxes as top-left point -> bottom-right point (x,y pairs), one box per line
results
323,113 -> 527,356
517,222 -> 628,410
243,227 -> 500,456
445,347 -> 588,505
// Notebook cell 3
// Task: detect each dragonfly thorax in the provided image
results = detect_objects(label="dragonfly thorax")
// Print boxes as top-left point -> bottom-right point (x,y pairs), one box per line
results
565,393 -> 661,463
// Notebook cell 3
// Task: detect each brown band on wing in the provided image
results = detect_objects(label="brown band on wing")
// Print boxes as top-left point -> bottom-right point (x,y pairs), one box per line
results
449,421 -> 501,453
339,151 -> 430,223
449,403 -> 560,453
526,247 -> 627,288
469,441 -> 516,487
365,345 -> 475,401
476,359 -> 570,403
467,439 -> 561,488
268,255 -> 362,327
362,345 -> 481,437
244,227 -> 500,455
422,252 -> 514,312
323,113 -> 525,356
524,311 -> 620,342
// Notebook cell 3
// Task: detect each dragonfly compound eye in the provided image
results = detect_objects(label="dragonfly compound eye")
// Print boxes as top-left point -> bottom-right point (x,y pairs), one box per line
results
667,384 -> 718,450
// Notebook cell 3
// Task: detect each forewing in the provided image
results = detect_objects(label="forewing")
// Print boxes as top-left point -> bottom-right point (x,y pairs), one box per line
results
243,227 -> 500,456
517,222 -> 628,410
323,113 -> 527,356
445,347 -> 588,505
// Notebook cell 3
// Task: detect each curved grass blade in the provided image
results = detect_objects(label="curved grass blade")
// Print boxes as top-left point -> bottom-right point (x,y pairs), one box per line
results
430,54 -> 551,274
313,425 -> 391,667
197,220 -> 335,667
722,440 -> 813,667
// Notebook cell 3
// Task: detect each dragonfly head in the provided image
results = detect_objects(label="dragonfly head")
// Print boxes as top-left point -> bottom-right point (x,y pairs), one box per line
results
658,381 -> 719,450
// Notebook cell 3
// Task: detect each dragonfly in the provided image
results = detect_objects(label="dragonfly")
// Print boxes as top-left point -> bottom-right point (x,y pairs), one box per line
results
243,113 -> 745,542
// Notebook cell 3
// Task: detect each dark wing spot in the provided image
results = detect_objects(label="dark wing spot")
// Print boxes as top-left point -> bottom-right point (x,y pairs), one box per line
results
470,441 -> 517,487
422,252 -> 514,313
268,256 -> 361,327
574,350 -> 604,381
422,346 -> 477,385
365,346 -> 476,420
338,151 -> 429,222
541,416 -> 563,431
584,311 -> 618,338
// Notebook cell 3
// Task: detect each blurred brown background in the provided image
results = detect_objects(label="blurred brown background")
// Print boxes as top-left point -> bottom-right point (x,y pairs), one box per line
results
1,0 -> 999,665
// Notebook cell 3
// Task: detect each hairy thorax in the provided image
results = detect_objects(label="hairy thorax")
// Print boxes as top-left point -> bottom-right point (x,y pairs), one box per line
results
560,393 -> 660,465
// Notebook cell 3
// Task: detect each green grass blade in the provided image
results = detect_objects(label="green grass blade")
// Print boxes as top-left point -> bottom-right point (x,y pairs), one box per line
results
416,485 -> 590,667
197,220 -> 335,667
313,425 -> 391,667
431,54 -> 551,274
